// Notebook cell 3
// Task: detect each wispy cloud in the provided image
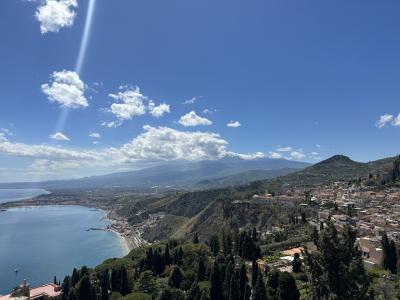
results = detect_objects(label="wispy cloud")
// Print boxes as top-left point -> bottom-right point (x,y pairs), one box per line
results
89,132 -> 101,139
277,146 -> 293,152
183,96 -> 202,105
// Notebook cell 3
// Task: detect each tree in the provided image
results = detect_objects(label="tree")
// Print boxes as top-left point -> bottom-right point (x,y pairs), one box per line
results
71,268 -> 80,286
381,232 -> 397,273
188,283 -> 202,300
135,271 -> 158,298
251,260 -> 258,287
111,268 -> 121,292
300,212 -> 307,224
209,261 -> 223,300
193,232 -> 200,244
277,272 -> 299,300
168,265 -> 184,289
164,243 -> 171,267
228,272 -> 239,300
197,256 -> 206,281
100,270 -> 110,300
253,269 -> 267,300
292,253 -> 302,273
210,235 -> 220,256
62,276 -> 71,300
120,265 -> 131,295
266,269 -> 280,299
305,222 -> 370,299
77,276 -> 92,300
239,263 -> 248,300
389,240 -> 398,274
159,288 -> 186,300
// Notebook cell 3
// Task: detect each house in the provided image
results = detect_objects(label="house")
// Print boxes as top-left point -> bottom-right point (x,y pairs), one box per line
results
358,237 -> 383,268
0,281 -> 62,300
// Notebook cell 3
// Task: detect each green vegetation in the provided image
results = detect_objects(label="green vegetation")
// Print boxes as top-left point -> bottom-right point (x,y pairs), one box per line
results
60,220 -> 400,300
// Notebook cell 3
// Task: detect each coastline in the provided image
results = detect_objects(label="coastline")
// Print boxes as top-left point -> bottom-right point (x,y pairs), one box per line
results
0,203 -> 146,254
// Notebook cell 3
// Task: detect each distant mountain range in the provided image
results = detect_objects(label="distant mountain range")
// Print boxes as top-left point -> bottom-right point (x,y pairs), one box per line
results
0,157 -> 310,190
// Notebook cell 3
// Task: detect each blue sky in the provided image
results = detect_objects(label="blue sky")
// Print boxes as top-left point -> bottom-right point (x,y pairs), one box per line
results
1,0 -> 400,182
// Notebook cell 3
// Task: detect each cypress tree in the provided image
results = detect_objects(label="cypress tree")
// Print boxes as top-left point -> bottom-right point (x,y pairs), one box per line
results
197,256 -> 206,281
71,268 -> 79,286
266,269 -> 280,299
62,276 -> 71,300
110,268 -> 121,292
389,240 -> 398,274
229,272 -> 239,300
292,253 -> 302,273
100,270 -> 109,300
77,276 -> 92,300
251,259 -> 258,287
164,243 -> 171,267
120,265 -> 130,295
239,263 -> 248,300
210,261 -> 223,300
168,265 -> 184,289
193,232 -> 200,244
253,270 -> 267,300
277,272 -> 299,300
210,234 -> 220,256
382,232 -> 391,271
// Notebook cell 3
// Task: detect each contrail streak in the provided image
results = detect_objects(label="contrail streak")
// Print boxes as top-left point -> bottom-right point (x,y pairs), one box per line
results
54,0 -> 97,134
75,0 -> 96,74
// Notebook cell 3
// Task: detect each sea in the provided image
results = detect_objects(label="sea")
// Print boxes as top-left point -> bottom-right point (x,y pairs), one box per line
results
0,190 -> 128,294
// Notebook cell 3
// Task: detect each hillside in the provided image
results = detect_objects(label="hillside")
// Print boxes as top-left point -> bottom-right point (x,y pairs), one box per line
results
134,154 -> 399,241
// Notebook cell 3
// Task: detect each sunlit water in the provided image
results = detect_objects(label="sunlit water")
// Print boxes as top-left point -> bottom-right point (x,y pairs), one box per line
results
0,205 -> 128,294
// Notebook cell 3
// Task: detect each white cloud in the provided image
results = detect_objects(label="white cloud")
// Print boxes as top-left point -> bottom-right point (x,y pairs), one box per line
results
41,70 -> 88,109
316,144 -> 321,148
392,113 -> 400,127
226,151 -> 265,160
49,132 -> 70,141
376,114 -> 394,128
108,87 -> 147,121
148,102 -> 170,118
311,151 -> 319,156
289,150 -> 305,160
89,132 -> 101,139
183,96 -> 201,105
178,111 -> 212,127
268,152 -> 283,159
0,126 -> 268,178
105,86 -> 170,126
277,146 -> 293,152
203,108 -> 217,114
119,125 -> 226,161
35,0 -> 78,34
227,121 -> 241,128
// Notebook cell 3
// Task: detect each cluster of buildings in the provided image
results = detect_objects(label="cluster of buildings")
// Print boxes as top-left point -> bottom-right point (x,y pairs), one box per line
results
306,182 -> 400,268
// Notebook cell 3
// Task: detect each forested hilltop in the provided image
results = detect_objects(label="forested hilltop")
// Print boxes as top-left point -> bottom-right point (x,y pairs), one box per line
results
60,222 -> 380,300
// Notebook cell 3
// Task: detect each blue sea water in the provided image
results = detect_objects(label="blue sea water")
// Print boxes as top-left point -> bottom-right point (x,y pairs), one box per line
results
0,205 -> 128,294
0,188 -> 50,204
